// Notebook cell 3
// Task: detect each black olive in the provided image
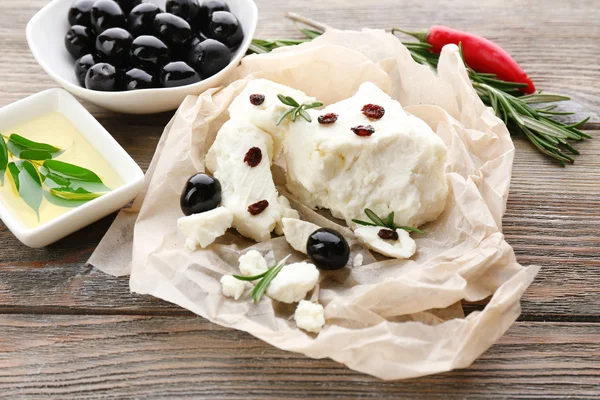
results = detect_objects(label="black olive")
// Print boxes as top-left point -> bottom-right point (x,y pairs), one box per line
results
307,228 -> 350,270
205,11 -> 243,49
85,62 -> 123,91
160,61 -> 201,88
187,38 -> 230,78
65,25 -> 95,59
124,68 -> 158,90
130,35 -> 171,72
152,13 -> 193,50
127,3 -> 162,37
180,173 -> 222,215
189,34 -> 206,49
96,27 -> 133,66
68,0 -> 96,27
74,53 -> 97,86
166,0 -> 201,28
197,0 -> 229,28
91,0 -> 126,33
114,0 -> 141,15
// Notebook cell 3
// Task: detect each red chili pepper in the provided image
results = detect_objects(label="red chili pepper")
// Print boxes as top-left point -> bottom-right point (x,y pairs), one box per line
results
402,26 -> 535,94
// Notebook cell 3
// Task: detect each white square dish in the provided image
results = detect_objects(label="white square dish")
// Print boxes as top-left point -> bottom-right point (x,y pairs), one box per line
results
0,88 -> 144,247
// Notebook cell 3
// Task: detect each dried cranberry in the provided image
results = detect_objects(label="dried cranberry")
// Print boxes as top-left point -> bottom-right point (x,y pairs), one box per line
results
318,113 -> 338,124
244,147 -> 262,167
378,229 -> 398,240
249,94 -> 265,105
362,104 -> 385,120
248,199 -> 269,215
351,125 -> 375,137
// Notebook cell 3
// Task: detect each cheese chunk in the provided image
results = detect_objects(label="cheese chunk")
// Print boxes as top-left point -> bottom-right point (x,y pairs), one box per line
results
177,207 -> 233,250
228,79 -> 317,156
281,217 -> 320,254
294,300 -> 325,333
354,226 -> 417,259
238,250 -> 268,277
284,81 -> 448,228
221,275 -> 252,300
274,196 -> 300,235
206,119 -> 289,242
266,262 -> 319,303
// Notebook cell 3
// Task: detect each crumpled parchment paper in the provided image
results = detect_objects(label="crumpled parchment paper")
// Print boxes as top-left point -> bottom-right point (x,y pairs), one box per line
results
88,29 -> 540,380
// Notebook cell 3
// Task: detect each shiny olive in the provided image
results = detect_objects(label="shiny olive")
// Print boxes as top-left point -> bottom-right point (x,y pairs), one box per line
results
127,3 -> 162,37
85,62 -> 123,91
91,0 -> 126,33
68,0 -> 95,27
124,68 -> 158,90
166,0 -> 200,27
74,53 -> 97,86
152,13 -> 193,50
65,25 -> 95,59
307,228 -> 350,271
161,61 -> 201,88
205,11 -> 243,49
197,0 -> 229,28
187,38 -> 230,78
130,35 -> 171,71
189,34 -> 206,49
180,173 -> 222,215
114,0 -> 141,15
96,27 -> 133,65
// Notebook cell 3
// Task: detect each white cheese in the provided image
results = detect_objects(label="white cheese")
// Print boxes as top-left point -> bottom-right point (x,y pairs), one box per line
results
353,253 -> 364,267
283,81 -> 448,228
238,250 -> 268,277
274,196 -> 300,235
228,79 -> 317,157
266,262 -> 319,303
354,226 -> 417,259
177,207 -> 233,250
205,119 -> 290,242
281,217 -> 320,254
220,275 -> 252,300
294,300 -> 325,333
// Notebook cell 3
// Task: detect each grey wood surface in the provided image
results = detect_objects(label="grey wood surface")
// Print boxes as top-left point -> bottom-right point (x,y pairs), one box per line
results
0,0 -> 599,398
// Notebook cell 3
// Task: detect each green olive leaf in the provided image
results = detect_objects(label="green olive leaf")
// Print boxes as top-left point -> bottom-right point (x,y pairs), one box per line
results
11,160 -> 42,218
7,134 -> 63,160
0,135 -> 7,185
41,160 -> 110,192
49,187 -> 104,201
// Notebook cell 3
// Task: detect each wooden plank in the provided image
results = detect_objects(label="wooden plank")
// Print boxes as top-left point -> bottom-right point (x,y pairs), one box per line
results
0,315 -> 598,398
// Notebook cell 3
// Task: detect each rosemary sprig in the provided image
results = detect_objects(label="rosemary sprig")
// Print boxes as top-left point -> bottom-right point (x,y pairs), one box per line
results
250,21 -> 591,166
234,255 -> 291,303
276,94 -> 323,125
352,208 -> 424,234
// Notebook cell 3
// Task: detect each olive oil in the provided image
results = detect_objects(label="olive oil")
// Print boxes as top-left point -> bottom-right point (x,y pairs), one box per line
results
0,112 -> 123,228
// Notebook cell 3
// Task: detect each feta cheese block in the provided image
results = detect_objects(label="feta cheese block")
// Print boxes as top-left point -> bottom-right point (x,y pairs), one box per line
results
177,207 -> 233,250
281,217 -> 320,255
266,262 -> 320,303
228,79 -> 317,157
238,250 -> 268,277
354,226 -> 417,259
294,300 -> 325,333
284,81 -> 448,228
221,275 -> 252,300
206,119 -> 294,242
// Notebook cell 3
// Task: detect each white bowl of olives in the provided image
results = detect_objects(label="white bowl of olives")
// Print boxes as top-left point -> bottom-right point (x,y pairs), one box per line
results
26,0 -> 257,114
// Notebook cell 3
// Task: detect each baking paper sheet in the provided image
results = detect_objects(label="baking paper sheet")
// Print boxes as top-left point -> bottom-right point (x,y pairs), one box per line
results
89,29 -> 539,380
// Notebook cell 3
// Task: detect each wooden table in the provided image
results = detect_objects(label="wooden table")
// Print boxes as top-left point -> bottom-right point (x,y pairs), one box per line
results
1,0 -> 599,397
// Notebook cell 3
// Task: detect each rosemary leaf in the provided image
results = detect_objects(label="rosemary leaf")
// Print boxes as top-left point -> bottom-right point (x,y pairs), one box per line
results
251,255 -> 291,303
364,208 -> 386,226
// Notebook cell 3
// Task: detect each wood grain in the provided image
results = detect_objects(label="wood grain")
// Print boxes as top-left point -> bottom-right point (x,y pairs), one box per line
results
0,0 -> 599,397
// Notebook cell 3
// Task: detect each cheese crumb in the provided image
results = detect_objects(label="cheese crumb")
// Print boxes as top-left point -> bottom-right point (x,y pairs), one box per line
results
220,275 -> 251,300
354,227 -> 417,259
274,196 -> 300,235
266,262 -> 319,303
177,207 -> 233,250
353,254 -> 364,267
294,300 -> 325,333
238,250 -> 268,277
281,217 -> 321,254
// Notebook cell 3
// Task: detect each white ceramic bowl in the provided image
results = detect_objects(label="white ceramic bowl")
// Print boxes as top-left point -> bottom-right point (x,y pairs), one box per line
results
0,89 -> 144,247
26,0 -> 258,114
